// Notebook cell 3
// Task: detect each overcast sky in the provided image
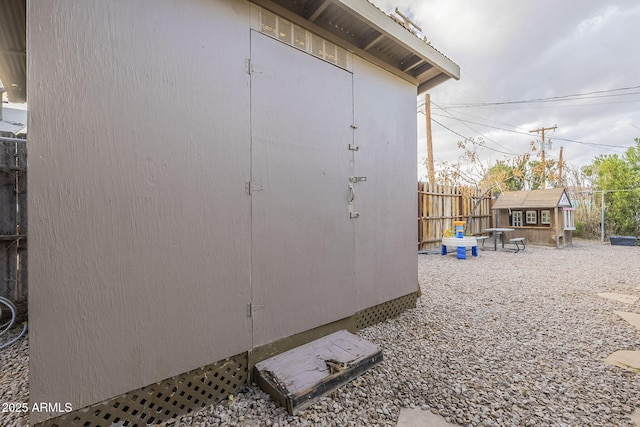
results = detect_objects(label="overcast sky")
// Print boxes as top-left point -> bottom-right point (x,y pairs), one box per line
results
373,0 -> 640,180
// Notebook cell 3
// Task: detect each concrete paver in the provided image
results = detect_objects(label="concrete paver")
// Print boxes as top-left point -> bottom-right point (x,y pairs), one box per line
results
604,350 -> 640,373
397,408 -> 456,427
615,311 -> 640,330
597,293 -> 639,305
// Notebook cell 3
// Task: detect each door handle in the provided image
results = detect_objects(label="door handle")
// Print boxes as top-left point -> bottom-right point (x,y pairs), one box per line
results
348,176 -> 366,218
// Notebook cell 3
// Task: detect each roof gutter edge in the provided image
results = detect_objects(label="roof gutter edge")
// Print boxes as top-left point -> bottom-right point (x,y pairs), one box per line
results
335,0 -> 460,80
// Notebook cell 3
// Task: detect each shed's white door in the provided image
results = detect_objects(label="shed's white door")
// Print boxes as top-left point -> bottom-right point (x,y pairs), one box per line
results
250,31 -> 355,347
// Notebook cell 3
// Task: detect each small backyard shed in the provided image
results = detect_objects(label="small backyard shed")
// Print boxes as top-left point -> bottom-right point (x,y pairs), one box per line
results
492,188 -> 575,248
25,0 -> 460,425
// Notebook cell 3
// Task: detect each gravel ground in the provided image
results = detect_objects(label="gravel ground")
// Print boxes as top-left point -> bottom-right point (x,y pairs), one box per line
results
0,333 -> 29,427
177,239 -> 640,427
2,239 -> 640,426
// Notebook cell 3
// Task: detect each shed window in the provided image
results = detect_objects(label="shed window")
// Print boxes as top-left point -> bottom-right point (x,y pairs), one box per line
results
541,210 -> 551,224
526,210 -> 537,224
512,211 -> 523,227
563,208 -> 576,230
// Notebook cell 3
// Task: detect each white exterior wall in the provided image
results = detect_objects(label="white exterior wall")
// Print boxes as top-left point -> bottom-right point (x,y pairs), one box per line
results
28,0 -> 253,421
28,0 -> 419,422
352,57 -> 418,308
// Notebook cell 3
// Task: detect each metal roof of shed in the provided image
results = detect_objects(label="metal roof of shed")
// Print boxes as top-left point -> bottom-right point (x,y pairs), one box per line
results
252,0 -> 460,93
492,188 -> 571,210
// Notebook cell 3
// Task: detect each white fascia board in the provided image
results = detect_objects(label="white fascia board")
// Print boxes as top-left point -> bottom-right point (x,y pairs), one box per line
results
335,0 -> 460,80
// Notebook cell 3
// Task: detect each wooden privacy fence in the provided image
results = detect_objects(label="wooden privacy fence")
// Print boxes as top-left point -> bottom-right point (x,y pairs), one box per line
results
418,182 -> 493,250
0,136 -> 27,321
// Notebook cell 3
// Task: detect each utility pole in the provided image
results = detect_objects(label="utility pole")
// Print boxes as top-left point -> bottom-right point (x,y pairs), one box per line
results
0,88 -> 4,121
558,146 -> 564,186
529,125 -> 557,189
425,93 -> 435,185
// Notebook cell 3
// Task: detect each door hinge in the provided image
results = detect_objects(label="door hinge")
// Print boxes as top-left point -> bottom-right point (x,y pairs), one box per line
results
247,302 -> 264,317
245,181 -> 263,195
246,59 -> 261,75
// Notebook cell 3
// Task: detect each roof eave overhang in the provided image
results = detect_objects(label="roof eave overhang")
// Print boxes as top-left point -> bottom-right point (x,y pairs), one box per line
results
492,205 -> 559,210
2,0 -> 459,103
252,0 -> 460,94
335,0 -> 459,80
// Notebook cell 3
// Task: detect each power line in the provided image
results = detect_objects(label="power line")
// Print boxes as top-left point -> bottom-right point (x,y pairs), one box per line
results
430,101 -> 520,155
446,90 -> 640,107
444,91 -> 640,108
428,116 -> 467,140
441,98 -> 640,110
437,85 -> 640,109
431,113 -> 628,150
442,108 -> 532,133
428,114 -> 519,156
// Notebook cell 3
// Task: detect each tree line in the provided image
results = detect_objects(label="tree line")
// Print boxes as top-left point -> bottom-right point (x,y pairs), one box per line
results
429,138 -> 640,239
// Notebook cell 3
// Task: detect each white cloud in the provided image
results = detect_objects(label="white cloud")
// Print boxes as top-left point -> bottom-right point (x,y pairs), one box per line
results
574,6 -> 619,37
368,0 -> 640,176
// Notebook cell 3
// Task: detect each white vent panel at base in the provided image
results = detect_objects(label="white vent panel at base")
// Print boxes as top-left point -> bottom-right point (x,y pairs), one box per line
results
252,4 -> 351,71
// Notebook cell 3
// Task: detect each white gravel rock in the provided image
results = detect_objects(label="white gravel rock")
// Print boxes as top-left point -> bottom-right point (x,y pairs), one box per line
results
171,240 -> 640,427
0,335 -> 29,427
3,239 -> 640,426
174,240 -> 640,427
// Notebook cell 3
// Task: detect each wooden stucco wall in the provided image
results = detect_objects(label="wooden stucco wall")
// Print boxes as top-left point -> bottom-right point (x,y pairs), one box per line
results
27,0 -> 418,423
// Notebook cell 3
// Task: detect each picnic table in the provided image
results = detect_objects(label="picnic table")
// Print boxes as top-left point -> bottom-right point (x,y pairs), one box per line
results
483,228 -> 515,251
